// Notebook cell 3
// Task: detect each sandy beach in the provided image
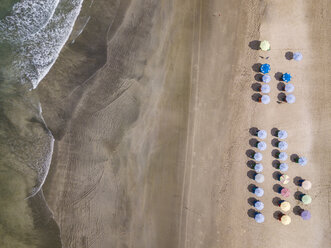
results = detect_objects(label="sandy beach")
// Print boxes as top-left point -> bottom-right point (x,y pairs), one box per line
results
35,0 -> 331,247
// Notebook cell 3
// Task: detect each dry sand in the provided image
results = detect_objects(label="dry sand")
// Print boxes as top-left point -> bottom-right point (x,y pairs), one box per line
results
37,0 -> 330,247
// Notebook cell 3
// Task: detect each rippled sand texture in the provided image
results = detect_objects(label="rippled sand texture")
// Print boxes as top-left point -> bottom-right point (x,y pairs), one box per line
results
38,0 -> 330,247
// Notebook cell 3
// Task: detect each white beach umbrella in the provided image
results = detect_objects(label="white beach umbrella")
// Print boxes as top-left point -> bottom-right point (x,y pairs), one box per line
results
261,84 -> 270,93
285,83 -> 295,93
278,152 -> 288,161
257,130 -> 267,139
298,157 -> 307,166
261,95 -> 270,104
279,163 -> 289,172
293,52 -> 303,61
278,141 -> 288,151
262,74 -> 271,83
286,94 -> 296,104
255,174 -> 265,183
254,187 -> 264,197
257,141 -> 267,151
254,163 -> 263,173
254,201 -> 264,211
278,130 -> 288,139
254,152 -> 263,161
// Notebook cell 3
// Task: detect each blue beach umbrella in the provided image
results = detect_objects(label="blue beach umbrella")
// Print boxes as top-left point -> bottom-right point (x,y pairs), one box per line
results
282,73 -> 292,82
254,187 -> 264,197
279,163 -> 289,172
260,64 -> 271,74
278,152 -> 288,161
254,163 -> 263,173
257,130 -> 267,139
254,201 -> 264,211
286,94 -> 296,104
278,141 -> 288,150
255,213 -> 265,223
262,74 -> 271,83
257,141 -> 267,151
293,52 -> 303,61
285,83 -> 295,93
278,130 -> 288,139
254,152 -> 263,161
260,84 -> 270,93
298,157 -> 307,166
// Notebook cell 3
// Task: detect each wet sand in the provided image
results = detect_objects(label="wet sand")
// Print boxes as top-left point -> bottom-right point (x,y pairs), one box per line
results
37,0 -> 330,247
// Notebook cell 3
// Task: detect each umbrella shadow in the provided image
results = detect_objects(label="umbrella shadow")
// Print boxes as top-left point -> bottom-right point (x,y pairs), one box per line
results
251,93 -> 262,102
285,51 -> 293,60
248,197 -> 257,206
254,73 -> 263,82
271,138 -> 279,147
293,206 -> 304,216
247,209 -> 257,218
271,128 -> 279,137
249,138 -> 259,147
246,149 -> 255,158
290,154 -> 299,162
247,170 -> 257,180
247,184 -> 257,193
272,160 -> 280,169
251,82 -> 261,91
277,82 -> 285,91
249,127 -> 259,136
278,93 -> 286,102
248,40 -> 261,50
275,72 -> 283,81
271,149 -> 280,158
273,184 -> 283,193
293,176 -> 303,186
272,197 -> 282,206
273,211 -> 283,220
247,160 -> 256,169
252,63 -> 262,73
272,171 -> 282,181
294,191 -> 304,200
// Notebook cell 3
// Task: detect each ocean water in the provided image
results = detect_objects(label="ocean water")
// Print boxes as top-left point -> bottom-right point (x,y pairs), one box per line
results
0,0 -> 83,247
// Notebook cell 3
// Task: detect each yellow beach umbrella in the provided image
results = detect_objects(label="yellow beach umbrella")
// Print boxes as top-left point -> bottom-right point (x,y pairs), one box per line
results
260,40 -> 271,51
281,215 -> 291,225
280,201 -> 291,212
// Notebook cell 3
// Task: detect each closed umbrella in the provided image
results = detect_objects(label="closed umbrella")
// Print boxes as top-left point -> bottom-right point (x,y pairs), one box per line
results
282,73 -> 292,82
254,201 -> 264,211
254,152 -> 263,161
254,163 -> 263,173
301,194 -> 312,205
281,215 -> 291,225
301,210 -> 311,220
279,174 -> 290,184
286,94 -> 296,104
278,130 -> 288,139
255,213 -> 265,223
280,188 -> 290,197
261,95 -> 270,104
278,152 -> 288,161
285,83 -> 295,93
293,52 -> 303,61
260,40 -> 271,51
298,157 -> 307,166
257,141 -> 267,151
278,141 -> 288,150
260,63 -> 271,74
254,187 -> 264,197
260,84 -> 270,93
257,130 -> 267,139
255,174 -> 265,183
262,74 -> 271,83
302,180 -> 312,190
280,201 -> 291,212
279,163 -> 289,172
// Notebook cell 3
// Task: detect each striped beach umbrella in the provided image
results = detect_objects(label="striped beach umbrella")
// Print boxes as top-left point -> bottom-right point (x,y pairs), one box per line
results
279,174 -> 290,184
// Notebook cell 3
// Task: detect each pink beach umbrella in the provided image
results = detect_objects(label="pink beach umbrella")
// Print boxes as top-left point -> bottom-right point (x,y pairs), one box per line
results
280,188 -> 290,197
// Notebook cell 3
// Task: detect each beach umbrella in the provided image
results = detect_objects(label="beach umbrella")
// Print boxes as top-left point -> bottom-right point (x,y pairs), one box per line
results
260,63 -> 271,74
254,201 -> 264,210
280,188 -> 290,197
281,215 -> 291,225
277,130 -> 288,139
301,194 -> 312,205
285,83 -> 295,93
254,152 -> 263,161
279,163 -> 289,172
286,94 -> 296,104
280,174 -> 290,184
282,73 -> 292,82
261,95 -> 270,104
260,40 -> 271,51
302,180 -> 312,190
257,130 -> 267,139
301,210 -> 311,220
254,187 -> 264,197
293,52 -> 303,61
278,141 -> 288,151
278,152 -> 288,161
257,141 -> 267,151
280,201 -> 291,212
262,74 -> 271,83
260,84 -> 270,93
298,157 -> 307,166
255,174 -> 265,183
255,213 -> 265,223
254,163 -> 263,173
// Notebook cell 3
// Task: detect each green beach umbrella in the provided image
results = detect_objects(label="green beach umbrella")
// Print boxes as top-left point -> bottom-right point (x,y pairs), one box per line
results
301,194 -> 312,205
260,40 -> 270,51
